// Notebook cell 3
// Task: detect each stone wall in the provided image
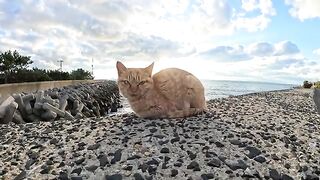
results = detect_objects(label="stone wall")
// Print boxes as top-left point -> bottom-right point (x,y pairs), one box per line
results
0,80 -> 96,102
0,80 -> 120,124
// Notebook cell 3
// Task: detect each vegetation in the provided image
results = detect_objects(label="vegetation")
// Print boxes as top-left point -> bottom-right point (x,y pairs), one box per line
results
315,81 -> 320,89
0,50 -> 93,84
303,81 -> 313,88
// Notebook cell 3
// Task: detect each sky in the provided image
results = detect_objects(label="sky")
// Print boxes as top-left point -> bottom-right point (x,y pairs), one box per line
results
0,0 -> 320,84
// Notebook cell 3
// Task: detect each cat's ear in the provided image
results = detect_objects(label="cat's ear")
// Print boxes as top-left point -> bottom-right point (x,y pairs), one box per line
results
145,62 -> 154,76
116,61 -> 127,76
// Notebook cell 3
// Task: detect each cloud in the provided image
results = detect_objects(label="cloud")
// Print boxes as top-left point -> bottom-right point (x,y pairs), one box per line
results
199,45 -> 249,61
234,0 -> 276,32
247,42 -> 274,56
274,41 -> 300,56
285,0 -> 320,20
199,41 -> 300,61
313,48 -> 320,56
0,0 -> 315,84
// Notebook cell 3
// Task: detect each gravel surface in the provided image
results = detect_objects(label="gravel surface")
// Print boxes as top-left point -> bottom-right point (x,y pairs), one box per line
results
0,88 -> 319,180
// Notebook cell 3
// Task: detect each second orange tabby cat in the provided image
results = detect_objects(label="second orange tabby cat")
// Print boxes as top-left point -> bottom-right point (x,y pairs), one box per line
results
116,61 -> 206,119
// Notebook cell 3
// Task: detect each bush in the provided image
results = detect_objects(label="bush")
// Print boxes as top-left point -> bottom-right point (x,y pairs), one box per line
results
314,81 -> 320,89
303,81 -> 313,88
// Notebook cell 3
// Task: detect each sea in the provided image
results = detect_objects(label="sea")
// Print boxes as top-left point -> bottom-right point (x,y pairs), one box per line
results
116,80 -> 296,113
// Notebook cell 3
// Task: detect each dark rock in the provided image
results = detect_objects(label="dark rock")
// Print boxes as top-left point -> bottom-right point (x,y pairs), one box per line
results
187,150 -> 197,160
254,156 -> 266,163
105,174 -> 122,180
174,162 -> 182,167
58,171 -> 69,180
71,167 -> 82,175
25,158 -> 36,170
164,156 -> 171,162
148,165 -> 157,175
171,137 -> 180,143
46,160 -> 54,165
171,169 -> 178,177
123,165 -> 133,171
306,174 -> 319,180
282,174 -> 294,180
225,160 -> 248,170
207,158 -> 221,167
50,138 -> 59,145
58,162 -> 65,168
158,139 -> 169,145
242,168 -> 260,178
87,143 -> 100,150
146,158 -> 160,166
160,147 -> 170,153
71,176 -> 83,180
74,157 -> 85,165
149,128 -> 157,133
40,165 -> 50,174
245,146 -> 261,159
214,141 -> 225,148
271,154 -> 280,161
229,139 -> 241,145
187,161 -> 200,171
111,149 -> 122,164
201,173 -> 214,179
127,155 -> 141,160
269,168 -> 281,180
138,163 -> 148,172
133,173 -> 144,180
13,170 -> 26,180
85,165 -> 98,172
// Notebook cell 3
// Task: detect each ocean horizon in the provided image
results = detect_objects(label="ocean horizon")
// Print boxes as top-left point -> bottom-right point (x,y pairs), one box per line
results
116,80 -> 296,113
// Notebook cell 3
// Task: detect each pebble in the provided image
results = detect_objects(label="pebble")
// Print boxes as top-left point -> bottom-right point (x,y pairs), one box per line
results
13,170 -> 26,180
133,173 -> 144,180
71,167 -> 82,175
187,161 -> 200,171
269,168 -> 281,180
245,146 -> 262,159
99,154 -> 109,167
105,174 -> 122,180
254,155 -> 266,163
207,158 -> 221,167
171,169 -> 178,177
160,147 -> 170,153
74,157 -> 85,165
85,165 -> 98,172
87,143 -> 100,150
225,159 -> 248,170
111,149 -> 122,164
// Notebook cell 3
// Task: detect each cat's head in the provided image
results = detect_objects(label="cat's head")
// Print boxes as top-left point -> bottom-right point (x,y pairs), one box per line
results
116,61 -> 154,100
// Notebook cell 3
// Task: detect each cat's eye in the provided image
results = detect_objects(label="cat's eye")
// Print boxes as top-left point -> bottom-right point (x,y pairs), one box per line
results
122,80 -> 130,85
138,81 -> 147,86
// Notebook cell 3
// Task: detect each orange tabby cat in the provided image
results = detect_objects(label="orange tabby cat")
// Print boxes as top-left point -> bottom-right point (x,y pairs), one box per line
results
116,61 -> 206,119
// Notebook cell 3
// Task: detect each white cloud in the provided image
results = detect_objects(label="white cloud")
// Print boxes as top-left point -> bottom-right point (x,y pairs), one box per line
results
1,0 -> 316,84
247,42 -> 274,56
274,41 -> 300,56
285,0 -> 320,20
241,0 -> 275,15
313,48 -> 320,56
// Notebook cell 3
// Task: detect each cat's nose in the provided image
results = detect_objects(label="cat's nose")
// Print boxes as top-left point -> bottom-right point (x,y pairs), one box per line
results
131,87 -> 138,92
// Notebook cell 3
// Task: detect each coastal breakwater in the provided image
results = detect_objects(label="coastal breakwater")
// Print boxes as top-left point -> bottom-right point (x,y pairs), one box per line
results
0,80 -> 121,124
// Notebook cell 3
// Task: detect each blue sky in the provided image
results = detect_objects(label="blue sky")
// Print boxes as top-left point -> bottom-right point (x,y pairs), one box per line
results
0,0 -> 319,84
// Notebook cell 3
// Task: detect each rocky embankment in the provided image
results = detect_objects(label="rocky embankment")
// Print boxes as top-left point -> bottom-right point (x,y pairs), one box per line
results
0,80 -> 121,124
1,89 -> 320,179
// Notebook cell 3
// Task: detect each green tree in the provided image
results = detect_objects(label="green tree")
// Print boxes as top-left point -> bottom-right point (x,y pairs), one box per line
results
0,50 -> 33,83
47,70 -> 71,80
70,68 -> 94,80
